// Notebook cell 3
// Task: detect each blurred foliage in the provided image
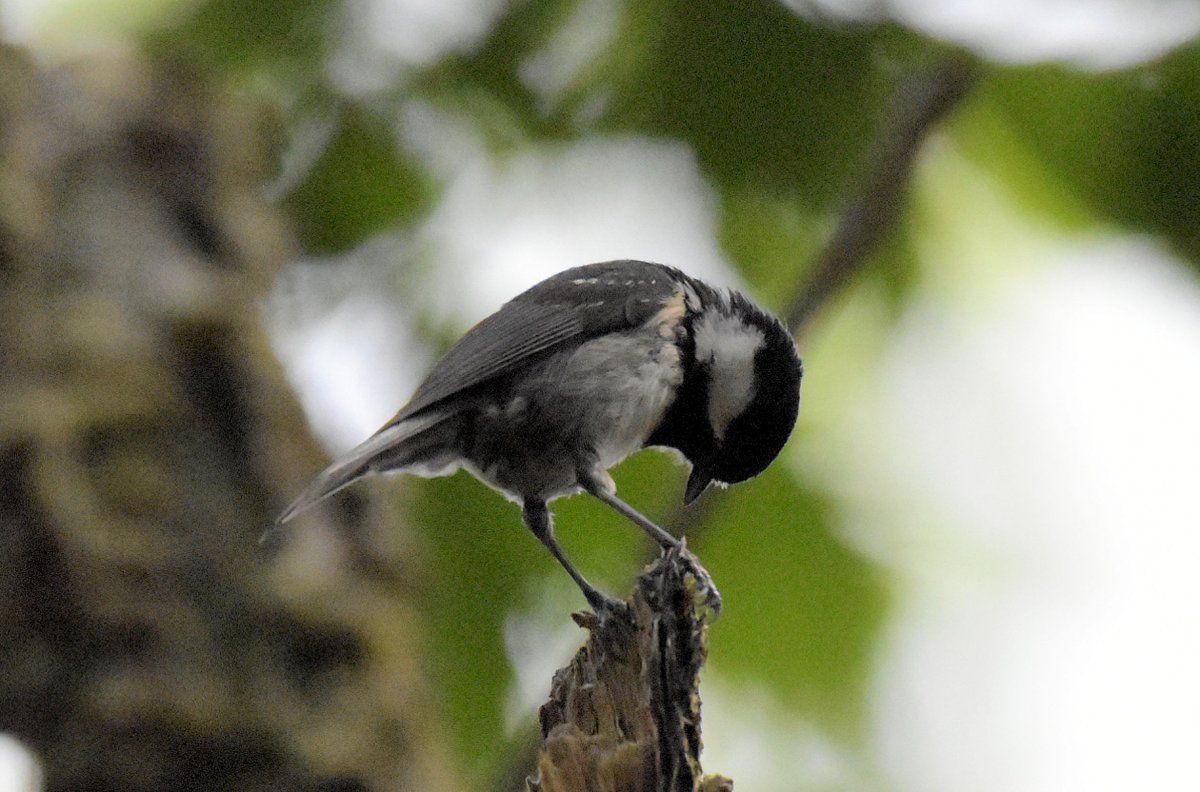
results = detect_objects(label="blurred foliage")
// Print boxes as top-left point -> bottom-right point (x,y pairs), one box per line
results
696,464 -> 885,736
602,0 -> 888,203
418,0 -> 582,138
405,472 -> 529,777
91,0 -> 1200,786
158,0 -> 335,75
286,106 -> 435,252
981,45 -> 1200,262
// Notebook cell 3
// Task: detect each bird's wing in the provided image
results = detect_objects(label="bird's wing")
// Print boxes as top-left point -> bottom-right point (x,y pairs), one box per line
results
387,260 -> 683,425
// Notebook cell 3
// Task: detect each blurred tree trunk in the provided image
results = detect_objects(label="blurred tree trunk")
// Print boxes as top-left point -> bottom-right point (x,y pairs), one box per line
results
0,46 -> 457,792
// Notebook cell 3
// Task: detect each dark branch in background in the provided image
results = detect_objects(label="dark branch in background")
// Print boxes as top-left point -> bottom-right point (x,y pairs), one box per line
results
786,55 -> 978,335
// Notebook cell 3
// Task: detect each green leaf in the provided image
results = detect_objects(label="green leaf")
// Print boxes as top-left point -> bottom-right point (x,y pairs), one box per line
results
602,0 -> 892,206
718,185 -> 826,307
404,472 -> 534,784
167,0 -> 333,70
981,46 -> 1200,261
286,106 -> 434,254
695,463 -> 886,737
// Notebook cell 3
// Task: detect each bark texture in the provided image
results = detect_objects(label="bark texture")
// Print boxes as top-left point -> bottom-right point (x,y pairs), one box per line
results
0,47 -> 455,792
529,545 -> 730,792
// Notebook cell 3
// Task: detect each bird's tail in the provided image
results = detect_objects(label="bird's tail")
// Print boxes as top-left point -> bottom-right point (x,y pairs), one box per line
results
276,411 -> 455,526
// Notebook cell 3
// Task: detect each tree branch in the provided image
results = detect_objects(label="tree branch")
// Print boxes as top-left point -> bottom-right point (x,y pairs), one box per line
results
786,55 -> 978,335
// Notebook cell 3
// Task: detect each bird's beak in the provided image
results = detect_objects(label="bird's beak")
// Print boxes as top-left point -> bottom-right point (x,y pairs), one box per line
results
684,467 -> 713,505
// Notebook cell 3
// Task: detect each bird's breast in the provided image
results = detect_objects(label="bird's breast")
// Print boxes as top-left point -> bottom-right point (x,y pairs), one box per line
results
465,329 -> 684,502
566,331 -> 684,467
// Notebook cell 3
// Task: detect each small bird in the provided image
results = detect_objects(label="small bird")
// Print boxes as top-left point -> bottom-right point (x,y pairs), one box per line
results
278,260 -> 802,612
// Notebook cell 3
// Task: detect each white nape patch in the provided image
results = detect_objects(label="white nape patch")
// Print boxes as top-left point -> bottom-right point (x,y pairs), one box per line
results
694,311 -> 764,440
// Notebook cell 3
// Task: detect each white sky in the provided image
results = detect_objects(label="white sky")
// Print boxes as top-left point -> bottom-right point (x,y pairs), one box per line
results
889,0 -> 1200,69
863,240 -> 1200,792
799,141 -> 1200,790
782,0 -> 1200,69
414,133 -> 735,323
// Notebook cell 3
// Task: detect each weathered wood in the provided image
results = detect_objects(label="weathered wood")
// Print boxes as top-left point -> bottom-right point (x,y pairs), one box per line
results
530,544 -> 731,792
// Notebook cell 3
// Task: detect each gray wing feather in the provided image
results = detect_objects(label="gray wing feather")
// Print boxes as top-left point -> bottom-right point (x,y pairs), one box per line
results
392,302 -> 582,422
386,260 -> 681,425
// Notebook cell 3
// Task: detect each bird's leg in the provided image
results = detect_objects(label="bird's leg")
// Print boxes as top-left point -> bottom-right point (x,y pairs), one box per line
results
522,500 -> 623,615
579,471 -> 680,550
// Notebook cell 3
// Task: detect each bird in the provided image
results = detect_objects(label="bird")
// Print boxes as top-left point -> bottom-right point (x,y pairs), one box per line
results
277,259 -> 802,613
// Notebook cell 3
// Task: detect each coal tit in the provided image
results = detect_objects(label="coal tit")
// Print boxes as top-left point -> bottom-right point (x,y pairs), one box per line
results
278,260 -> 802,612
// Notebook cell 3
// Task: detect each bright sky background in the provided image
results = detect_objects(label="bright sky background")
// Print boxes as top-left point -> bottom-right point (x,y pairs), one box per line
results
3,2 -> 1200,791
819,169 -> 1200,792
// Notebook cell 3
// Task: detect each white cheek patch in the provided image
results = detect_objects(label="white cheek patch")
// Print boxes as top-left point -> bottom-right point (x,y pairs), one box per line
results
693,312 -> 764,440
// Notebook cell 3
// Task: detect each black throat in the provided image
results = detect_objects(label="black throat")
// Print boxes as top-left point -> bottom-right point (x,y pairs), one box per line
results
645,319 -> 718,465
